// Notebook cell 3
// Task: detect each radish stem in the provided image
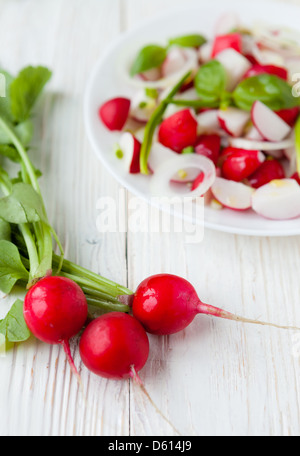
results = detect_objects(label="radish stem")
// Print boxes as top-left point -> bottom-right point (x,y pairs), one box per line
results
197,302 -> 300,331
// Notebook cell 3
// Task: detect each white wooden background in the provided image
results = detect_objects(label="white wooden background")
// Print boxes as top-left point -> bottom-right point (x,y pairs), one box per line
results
0,0 -> 300,437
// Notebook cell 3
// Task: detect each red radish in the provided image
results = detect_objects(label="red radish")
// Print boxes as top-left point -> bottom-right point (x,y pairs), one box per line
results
211,33 -> 242,57
275,107 -> 300,127
79,312 -> 149,380
215,49 -> 252,91
291,172 -> 300,185
252,179 -> 300,220
132,274 -> 299,336
162,47 -> 186,78
158,109 -> 198,153
243,64 -> 288,80
211,177 -> 254,210
251,101 -> 292,142
218,108 -> 250,137
99,97 -> 131,131
24,276 -> 88,379
119,132 -> 141,174
248,159 -> 285,189
221,147 -> 265,182
194,134 -> 221,165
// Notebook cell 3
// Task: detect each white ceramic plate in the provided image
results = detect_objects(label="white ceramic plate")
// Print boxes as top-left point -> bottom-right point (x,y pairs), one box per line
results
84,0 -> 300,237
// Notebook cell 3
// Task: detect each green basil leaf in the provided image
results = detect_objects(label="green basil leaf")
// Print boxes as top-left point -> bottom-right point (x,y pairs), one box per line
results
10,66 -> 52,122
168,34 -> 206,48
233,74 -> 300,111
0,299 -> 30,342
194,60 -> 227,102
130,45 -> 167,77
15,119 -> 34,147
0,183 -> 47,224
0,240 -> 29,294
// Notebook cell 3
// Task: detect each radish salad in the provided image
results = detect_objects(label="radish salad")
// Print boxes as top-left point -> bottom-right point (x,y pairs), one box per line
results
99,14 -> 300,221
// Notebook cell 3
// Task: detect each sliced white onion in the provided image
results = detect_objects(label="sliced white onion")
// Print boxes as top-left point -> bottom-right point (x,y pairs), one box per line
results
198,41 -> 213,63
123,48 -> 199,89
130,89 -> 157,122
150,154 -> 216,198
227,136 -> 294,151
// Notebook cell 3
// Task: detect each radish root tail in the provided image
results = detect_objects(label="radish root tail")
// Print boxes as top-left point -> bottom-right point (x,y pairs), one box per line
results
198,303 -> 300,331
130,366 -> 181,436
61,339 -> 84,392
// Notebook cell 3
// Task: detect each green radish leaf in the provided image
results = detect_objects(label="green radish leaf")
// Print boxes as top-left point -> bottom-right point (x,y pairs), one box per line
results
0,299 -> 30,342
233,74 -> 300,111
0,182 -> 48,224
15,119 -> 34,147
168,34 -> 206,48
0,145 -> 19,162
0,70 -> 15,122
194,60 -> 227,103
0,240 -> 29,294
10,66 -> 52,122
0,220 -> 11,241
130,45 -> 167,77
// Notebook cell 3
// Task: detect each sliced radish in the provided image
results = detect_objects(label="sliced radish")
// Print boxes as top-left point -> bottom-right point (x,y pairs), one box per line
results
198,41 -> 213,63
197,109 -> 220,134
127,48 -> 198,89
228,136 -> 294,151
251,101 -> 292,142
194,134 -> 221,165
162,47 -> 187,78
119,132 -> 141,174
214,12 -> 239,36
221,147 -> 265,182
252,179 -> 300,220
130,89 -> 157,122
211,177 -> 254,211
138,67 -> 162,82
243,64 -> 288,80
211,33 -> 242,58
215,48 -> 252,91
150,154 -> 216,198
248,159 -> 285,189
99,97 -> 131,131
244,125 -> 264,141
158,109 -> 198,153
218,107 -> 250,137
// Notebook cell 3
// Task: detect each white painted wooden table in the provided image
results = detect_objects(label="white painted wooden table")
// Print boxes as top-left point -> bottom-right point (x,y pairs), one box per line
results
0,0 -> 300,437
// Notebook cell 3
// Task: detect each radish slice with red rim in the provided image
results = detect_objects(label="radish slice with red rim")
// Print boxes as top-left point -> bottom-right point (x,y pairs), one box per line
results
211,177 -> 254,211
252,179 -> 300,220
251,101 -> 292,142
150,154 -> 216,198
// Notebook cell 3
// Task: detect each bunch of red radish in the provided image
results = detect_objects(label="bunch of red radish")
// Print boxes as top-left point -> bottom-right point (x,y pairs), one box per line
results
23,273 -> 299,383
